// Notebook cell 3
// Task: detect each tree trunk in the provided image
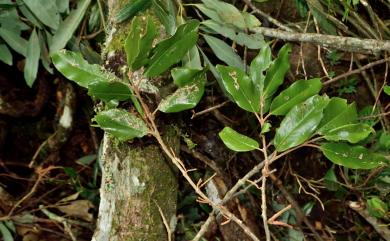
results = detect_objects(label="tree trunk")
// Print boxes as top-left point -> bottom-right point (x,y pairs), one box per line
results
92,1 -> 178,240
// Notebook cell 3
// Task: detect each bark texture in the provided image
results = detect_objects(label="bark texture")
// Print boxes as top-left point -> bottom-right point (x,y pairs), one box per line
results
92,1 -> 178,240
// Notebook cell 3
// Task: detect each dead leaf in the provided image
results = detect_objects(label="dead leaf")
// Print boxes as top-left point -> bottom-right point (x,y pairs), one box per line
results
56,200 -> 94,222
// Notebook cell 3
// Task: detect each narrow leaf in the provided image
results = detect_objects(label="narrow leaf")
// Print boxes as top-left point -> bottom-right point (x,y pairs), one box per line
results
50,0 -> 91,53
0,27 -> 27,56
115,0 -> 152,23
219,127 -> 259,152
94,109 -> 149,141
22,0 -> 60,30
322,123 -> 373,143
204,34 -> 245,70
87,81 -> 132,102
274,95 -> 329,152
0,44 -> 12,65
216,65 -> 260,112
152,0 -> 176,35
52,50 -> 118,88
0,222 -> 13,241
24,29 -> 40,87
270,78 -> 322,116
145,20 -> 199,77
171,67 -> 202,87
384,85 -> 390,96
320,142 -> 387,169
158,72 -> 206,113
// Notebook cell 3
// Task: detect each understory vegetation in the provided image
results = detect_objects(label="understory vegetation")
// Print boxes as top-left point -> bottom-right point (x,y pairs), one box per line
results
0,0 -> 389,241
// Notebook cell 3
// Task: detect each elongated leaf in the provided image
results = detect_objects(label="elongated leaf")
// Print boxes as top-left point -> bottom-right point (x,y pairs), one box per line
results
22,0 -> 60,30
115,0 -> 152,23
249,44 -> 272,103
171,67 -> 202,87
52,50 -> 118,88
125,16 -> 142,68
94,109 -> 148,141
152,0 -> 176,35
274,95 -> 329,152
270,78 -> 322,116
0,44 -> 12,65
317,97 -> 357,134
320,142 -> 387,169
182,45 -> 202,69
204,35 -> 245,70
263,44 -> 291,111
0,27 -> 27,56
201,0 -> 246,29
216,65 -> 259,112
24,30 -> 40,87
145,20 -> 199,77
88,81 -> 132,102
131,16 -> 157,70
322,123 -> 373,143
56,0 -> 69,13
50,0 -> 91,53
219,127 -> 259,152
384,85 -> 390,96
201,20 -> 264,49
158,72 -> 206,113
0,222 -> 13,241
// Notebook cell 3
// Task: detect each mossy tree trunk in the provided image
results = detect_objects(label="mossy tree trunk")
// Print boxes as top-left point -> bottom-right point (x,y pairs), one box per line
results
92,1 -> 178,240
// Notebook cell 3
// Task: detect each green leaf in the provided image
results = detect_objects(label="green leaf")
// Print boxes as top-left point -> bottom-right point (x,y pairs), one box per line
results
324,168 -> 340,191
115,0 -> 152,23
158,72 -> 206,113
0,222 -> 13,241
182,45 -> 202,69
52,50 -> 118,88
94,109 -> 149,141
24,29 -> 40,87
270,78 -> 322,116
152,0 -> 176,35
56,0 -> 69,13
50,0 -> 91,53
262,44 -> 291,112
219,127 -> 259,152
379,132 -> 390,150
201,0 -> 246,29
201,20 -> 264,49
320,142 -> 388,169
0,44 -> 12,65
22,0 -> 60,30
131,16 -> 157,70
145,20 -> 199,77
0,27 -> 27,56
216,65 -> 260,112
317,97 -> 357,134
367,197 -> 388,218
322,124 -> 373,143
274,95 -> 329,152
249,44 -> 272,102
171,67 -> 203,87
384,85 -> 390,96
242,12 -> 261,29
204,35 -> 245,70
125,16 -> 143,68
261,122 -> 271,134
87,81 -> 132,102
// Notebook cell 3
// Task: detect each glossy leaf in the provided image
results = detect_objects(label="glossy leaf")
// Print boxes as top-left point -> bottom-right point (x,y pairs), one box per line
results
219,127 -> 259,152
367,197 -> 388,218
158,72 -> 206,113
115,0 -> 152,23
384,85 -> 390,96
145,20 -> 199,77
52,50 -> 118,88
50,0 -> 91,53
317,97 -> 357,134
131,16 -> 157,70
274,95 -> 329,152
22,0 -> 60,30
171,67 -> 202,87
201,20 -> 264,49
216,65 -> 260,112
152,0 -> 176,35
201,0 -> 246,29
0,44 -> 12,65
24,30 -> 40,87
322,123 -> 373,143
204,35 -> 245,70
87,81 -> 132,102
94,109 -> 148,141
320,142 -> 387,169
270,78 -> 322,116
249,44 -> 272,101
0,27 -> 27,56
262,44 -> 291,112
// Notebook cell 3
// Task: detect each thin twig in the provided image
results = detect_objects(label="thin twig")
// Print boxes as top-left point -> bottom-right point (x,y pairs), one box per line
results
154,201 -> 172,241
